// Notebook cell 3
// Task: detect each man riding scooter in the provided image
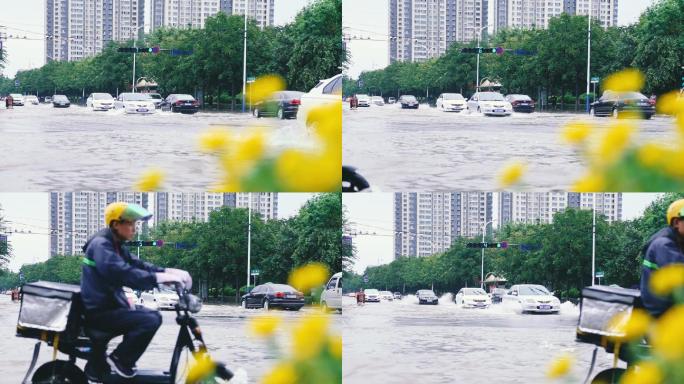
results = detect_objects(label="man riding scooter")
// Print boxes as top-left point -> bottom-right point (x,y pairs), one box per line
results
640,198 -> 684,318
81,202 -> 192,381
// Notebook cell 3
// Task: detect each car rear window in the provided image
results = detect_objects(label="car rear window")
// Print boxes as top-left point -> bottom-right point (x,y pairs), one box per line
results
268,284 -> 297,293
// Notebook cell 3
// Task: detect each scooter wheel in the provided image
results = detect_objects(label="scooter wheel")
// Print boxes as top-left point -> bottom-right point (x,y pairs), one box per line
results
591,368 -> 626,384
32,360 -> 87,384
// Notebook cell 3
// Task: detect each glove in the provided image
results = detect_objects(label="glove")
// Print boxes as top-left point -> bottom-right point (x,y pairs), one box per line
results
165,268 -> 193,290
155,272 -> 184,289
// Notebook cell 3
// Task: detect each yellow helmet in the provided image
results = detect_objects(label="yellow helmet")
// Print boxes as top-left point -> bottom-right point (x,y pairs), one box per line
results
666,199 -> 684,225
105,202 -> 152,227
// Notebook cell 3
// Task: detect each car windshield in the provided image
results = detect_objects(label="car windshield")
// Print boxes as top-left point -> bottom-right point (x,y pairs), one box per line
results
171,94 -> 195,101
148,94 -> 162,100
92,93 -> 113,100
518,285 -> 551,296
365,289 -> 379,294
619,92 -> 648,100
478,92 -> 505,101
463,288 -> 486,295
54,95 -> 68,101
357,94 -> 369,98
508,94 -> 531,101
122,93 -> 151,101
268,284 -> 297,293
442,93 -> 464,100
402,96 -> 417,101
10,94 -> 22,98
277,91 -> 303,100
418,290 -> 435,296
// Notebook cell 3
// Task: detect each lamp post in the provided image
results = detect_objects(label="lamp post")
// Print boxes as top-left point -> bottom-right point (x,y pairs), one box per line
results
585,0 -> 592,113
131,25 -> 146,93
242,0 -> 250,113
476,25 -> 490,92
481,219 -> 495,289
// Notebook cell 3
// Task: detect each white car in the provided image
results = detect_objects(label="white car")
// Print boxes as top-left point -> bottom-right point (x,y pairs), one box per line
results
24,95 -> 39,105
371,96 -> 384,106
503,284 -> 561,314
417,289 -> 438,305
455,288 -> 491,308
356,94 -> 371,107
298,73 -> 342,125
379,291 -> 394,301
114,92 -> 156,114
139,287 -> 179,310
467,92 -> 512,116
10,93 -> 24,106
436,93 -> 466,112
86,92 -> 115,111
320,272 -> 342,312
364,288 -> 380,302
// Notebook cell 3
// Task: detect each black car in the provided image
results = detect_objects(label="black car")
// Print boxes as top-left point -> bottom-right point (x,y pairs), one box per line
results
160,94 -> 200,114
241,283 -> 305,311
52,95 -> 71,108
505,94 -> 535,113
591,91 -> 655,119
253,90 -> 303,119
399,95 -> 419,109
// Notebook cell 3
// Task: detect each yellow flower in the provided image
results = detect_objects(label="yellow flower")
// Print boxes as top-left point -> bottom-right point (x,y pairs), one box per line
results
292,315 -> 330,360
307,102 -> 343,148
620,361 -> 663,384
250,315 -> 281,338
234,131 -> 266,162
288,263 -> 330,293
597,121 -> 635,163
606,308 -> 651,342
134,168 -> 165,191
561,121 -> 593,144
572,172 -> 605,192
185,351 -> 216,383
546,353 -> 573,379
276,150 -> 340,192
329,335 -> 342,359
602,68 -> 645,92
649,264 -> 684,297
261,362 -> 298,384
656,91 -> 684,115
652,305 -> 684,360
637,143 -> 667,167
497,161 -> 526,188
247,75 -> 286,104
198,127 -> 232,153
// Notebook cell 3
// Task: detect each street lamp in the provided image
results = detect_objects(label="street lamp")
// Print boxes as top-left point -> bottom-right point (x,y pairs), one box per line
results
131,25 -> 146,93
585,0 -> 593,113
481,219 -> 495,290
476,25 -> 493,92
242,0 -> 250,113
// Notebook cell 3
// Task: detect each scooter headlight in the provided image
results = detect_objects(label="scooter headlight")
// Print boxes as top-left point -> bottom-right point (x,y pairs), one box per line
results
180,293 -> 203,313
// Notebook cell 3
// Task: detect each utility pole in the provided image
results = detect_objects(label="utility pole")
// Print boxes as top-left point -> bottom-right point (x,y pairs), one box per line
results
247,193 -> 252,288
242,0 -> 249,113
592,193 -> 596,286
585,1 -> 592,113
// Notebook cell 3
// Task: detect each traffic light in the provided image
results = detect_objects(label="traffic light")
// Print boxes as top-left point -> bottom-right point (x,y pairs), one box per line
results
117,47 -> 138,53
461,47 -> 499,54
125,240 -> 164,247
466,242 -> 509,249
117,47 -> 160,53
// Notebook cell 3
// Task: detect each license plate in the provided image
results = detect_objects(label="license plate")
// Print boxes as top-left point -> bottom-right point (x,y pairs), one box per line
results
540,305 -> 551,310
287,295 -> 296,299
476,303 -> 486,306
137,108 -> 148,112
494,109 -> 504,112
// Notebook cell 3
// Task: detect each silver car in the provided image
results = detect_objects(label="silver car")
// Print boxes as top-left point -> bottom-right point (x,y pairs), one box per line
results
417,289 -> 438,305
467,91 -> 512,116
503,284 -> 561,314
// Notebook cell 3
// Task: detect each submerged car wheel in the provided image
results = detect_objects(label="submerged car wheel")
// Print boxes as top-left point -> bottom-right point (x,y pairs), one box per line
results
612,108 -> 619,119
591,368 -> 626,384
263,299 -> 270,310
277,108 -> 284,119
241,299 -> 247,309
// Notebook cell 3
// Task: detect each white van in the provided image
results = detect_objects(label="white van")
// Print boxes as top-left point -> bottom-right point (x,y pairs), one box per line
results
320,272 -> 342,312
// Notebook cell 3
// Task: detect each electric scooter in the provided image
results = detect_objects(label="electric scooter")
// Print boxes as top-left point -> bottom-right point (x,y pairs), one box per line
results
21,284 -> 234,384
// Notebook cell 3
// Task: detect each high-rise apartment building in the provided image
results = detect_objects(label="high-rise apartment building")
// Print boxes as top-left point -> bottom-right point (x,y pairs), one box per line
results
46,0 -> 144,62
498,192 -> 623,226
154,193 -> 278,223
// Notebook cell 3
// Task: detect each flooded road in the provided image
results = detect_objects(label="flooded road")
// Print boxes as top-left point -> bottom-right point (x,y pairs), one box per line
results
342,104 -> 674,191
0,295 -> 339,383
0,104 -> 311,191
342,295 -> 623,384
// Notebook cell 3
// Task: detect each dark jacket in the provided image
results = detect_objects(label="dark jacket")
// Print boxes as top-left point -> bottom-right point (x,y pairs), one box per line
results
81,228 -> 163,313
640,227 -> 684,317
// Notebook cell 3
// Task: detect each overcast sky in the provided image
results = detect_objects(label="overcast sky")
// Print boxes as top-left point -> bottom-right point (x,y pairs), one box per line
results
0,0 -> 313,78
0,192 -> 314,272
343,0 -> 657,78
344,193 -> 662,275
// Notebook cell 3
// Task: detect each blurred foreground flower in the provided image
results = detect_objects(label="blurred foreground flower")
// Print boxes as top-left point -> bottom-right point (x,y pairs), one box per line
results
650,264 -> 684,297
252,264 -> 341,384
606,308 -> 651,342
185,350 -> 217,384
602,68 -> 645,92
562,121 -> 593,144
250,314 -> 282,338
498,161 -> 526,189
134,168 -> 165,191
247,75 -> 286,104
288,262 -> 329,294
620,361 -> 663,384
546,353 -> 573,379
652,305 -> 684,360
